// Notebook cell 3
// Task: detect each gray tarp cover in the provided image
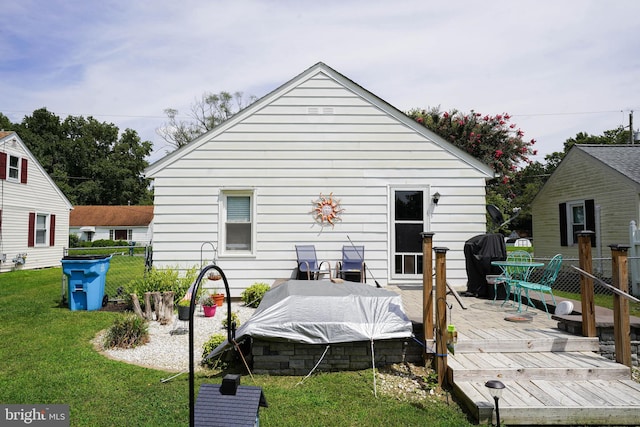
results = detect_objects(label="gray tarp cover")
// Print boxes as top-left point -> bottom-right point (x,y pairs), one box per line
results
205,280 -> 413,360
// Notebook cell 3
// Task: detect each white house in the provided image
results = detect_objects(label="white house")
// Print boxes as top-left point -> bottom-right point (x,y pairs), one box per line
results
0,131 -> 73,272
144,62 -> 494,295
69,205 -> 154,246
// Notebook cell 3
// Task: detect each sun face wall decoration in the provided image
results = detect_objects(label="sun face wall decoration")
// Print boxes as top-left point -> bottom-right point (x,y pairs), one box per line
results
312,193 -> 344,228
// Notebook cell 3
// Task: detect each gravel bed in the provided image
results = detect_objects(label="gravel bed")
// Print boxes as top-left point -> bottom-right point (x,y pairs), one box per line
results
98,302 -> 255,372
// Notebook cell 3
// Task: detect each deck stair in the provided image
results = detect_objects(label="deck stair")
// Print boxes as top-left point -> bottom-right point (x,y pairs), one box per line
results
448,327 -> 640,425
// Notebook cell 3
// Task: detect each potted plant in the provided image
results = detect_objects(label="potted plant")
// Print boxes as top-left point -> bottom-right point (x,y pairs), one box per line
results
211,288 -> 225,307
201,295 -> 217,318
177,299 -> 191,321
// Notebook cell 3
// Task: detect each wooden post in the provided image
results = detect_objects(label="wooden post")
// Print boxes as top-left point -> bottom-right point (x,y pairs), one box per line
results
161,291 -> 174,324
578,231 -> 597,337
433,246 -> 449,387
610,244 -> 632,368
144,292 -> 153,320
421,232 -> 435,350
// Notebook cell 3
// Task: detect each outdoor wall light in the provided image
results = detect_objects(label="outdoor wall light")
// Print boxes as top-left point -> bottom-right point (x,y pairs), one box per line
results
485,380 -> 505,426
432,192 -> 441,206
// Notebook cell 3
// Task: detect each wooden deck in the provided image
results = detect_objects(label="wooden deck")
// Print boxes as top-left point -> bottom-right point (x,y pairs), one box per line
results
390,284 -> 640,426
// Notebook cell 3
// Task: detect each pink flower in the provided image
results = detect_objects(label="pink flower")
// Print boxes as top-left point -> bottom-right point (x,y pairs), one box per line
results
517,129 -> 524,137
443,111 -> 449,119
510,124 -> 516,129
504,113 -> 511,120
501,176 -> 509,184
495,149 -> 503,158
530,139 -> 536,145
533,150 -> 538,155
499,120 -> 505,125
416,116 -> 424,124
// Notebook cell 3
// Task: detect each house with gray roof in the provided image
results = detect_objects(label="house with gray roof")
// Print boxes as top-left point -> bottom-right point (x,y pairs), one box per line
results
531,144 -> 640,283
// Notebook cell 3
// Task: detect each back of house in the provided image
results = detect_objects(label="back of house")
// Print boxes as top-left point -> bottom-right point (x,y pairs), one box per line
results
144,62 -> 495,295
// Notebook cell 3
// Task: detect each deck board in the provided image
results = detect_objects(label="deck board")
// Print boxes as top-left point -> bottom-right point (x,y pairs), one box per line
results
390,286 -> 640,425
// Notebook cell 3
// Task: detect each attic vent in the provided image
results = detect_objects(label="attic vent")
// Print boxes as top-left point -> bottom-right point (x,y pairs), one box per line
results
307,107 -> 335,115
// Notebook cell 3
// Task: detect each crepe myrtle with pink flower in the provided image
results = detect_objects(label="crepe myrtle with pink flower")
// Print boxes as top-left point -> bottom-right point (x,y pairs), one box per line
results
407,107 -> 536,183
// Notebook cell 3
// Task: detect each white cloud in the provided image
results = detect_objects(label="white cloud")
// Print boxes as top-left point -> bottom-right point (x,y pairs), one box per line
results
2,0 -> 639,163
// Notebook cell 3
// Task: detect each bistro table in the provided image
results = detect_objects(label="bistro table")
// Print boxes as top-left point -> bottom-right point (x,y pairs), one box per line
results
490,260 -> 544,312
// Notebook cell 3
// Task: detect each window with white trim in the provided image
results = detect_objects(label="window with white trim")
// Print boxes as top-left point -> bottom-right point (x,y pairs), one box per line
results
8,155 -> 20,181
559,199 -> 595,247
35,213 -> 48,245
221,191 -> 254,254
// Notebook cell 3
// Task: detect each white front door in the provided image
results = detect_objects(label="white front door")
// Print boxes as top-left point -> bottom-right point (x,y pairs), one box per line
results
391,188 -> 428,279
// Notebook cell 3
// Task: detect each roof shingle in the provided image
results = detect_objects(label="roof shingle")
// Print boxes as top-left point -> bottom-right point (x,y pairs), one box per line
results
70,205 -> 153,227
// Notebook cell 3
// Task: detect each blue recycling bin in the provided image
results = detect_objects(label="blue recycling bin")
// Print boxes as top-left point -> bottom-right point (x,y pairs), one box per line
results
61,255 -> 112,311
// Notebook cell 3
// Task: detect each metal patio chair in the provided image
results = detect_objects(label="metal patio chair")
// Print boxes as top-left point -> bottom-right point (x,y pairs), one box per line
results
335,245 -> 366,283
295,245 -> 332,280
513,254 -> 562,318
493,250 -> 533,306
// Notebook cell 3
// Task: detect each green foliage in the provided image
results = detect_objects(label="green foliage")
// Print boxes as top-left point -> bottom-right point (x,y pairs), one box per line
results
103,313 -> 149,349
123,265 -> 200,307
69,233 -> 80,248
408,107 -> 535,179
159,91 -> 256,149
221,311 -> 240,329
7,107 -> 153,205
200,295 -> 216,307
241,282 -> 270,307
201,333 -> 228,369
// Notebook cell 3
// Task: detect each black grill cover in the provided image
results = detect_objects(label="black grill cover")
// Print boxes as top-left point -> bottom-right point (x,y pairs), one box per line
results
464,233 -> 507,297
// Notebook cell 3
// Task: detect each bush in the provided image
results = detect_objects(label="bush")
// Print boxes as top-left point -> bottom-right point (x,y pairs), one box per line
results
122,265 -> 201,308
68,234 -> 80,248
103,313 -> 149,349
221,311 -> 240,329
201,333 -> 227,369
241,282 -> 270,308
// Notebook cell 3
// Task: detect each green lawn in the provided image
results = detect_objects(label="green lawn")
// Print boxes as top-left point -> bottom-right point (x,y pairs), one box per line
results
0,267 -> 474,426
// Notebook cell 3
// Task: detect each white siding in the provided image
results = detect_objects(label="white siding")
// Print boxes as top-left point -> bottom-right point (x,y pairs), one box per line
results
147,67 -> 492,295
0,134 -> 72,273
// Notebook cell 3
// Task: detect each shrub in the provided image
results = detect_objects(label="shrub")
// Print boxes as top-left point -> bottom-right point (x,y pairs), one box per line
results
221,311 -> 240,329
68,234 -> 80,248
241,282 -> 270,308
122,265 -> 201,308
103,313 -> 149,349
201,333 -> 227,369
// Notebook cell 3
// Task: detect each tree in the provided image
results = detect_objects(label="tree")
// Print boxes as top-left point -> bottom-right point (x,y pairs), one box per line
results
9,108 -> 153,205
408,107 -> 537,233
158,91 -> 256,150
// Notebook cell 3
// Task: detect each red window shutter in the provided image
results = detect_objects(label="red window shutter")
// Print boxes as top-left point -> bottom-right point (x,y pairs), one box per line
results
0,152 -> 6,180
49,214 -> 56,246
20,158 -> 28,184
28,212 -> 35,247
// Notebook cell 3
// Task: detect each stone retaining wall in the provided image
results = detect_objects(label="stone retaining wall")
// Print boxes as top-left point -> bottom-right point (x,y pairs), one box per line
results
556,320 -> 640,366
251,337 -> 424,375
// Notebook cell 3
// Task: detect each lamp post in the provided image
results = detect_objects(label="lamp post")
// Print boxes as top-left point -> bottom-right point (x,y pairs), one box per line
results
485,380 -> 505,426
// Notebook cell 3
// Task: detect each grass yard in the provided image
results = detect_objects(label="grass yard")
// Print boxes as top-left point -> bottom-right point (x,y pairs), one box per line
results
0,267 -> 474,426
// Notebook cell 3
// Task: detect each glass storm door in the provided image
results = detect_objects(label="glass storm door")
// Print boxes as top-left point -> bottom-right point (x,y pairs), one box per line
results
392,189 -> 425,278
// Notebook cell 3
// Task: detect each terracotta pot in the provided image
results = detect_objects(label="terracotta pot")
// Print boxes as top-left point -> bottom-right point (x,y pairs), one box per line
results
212,293 -> 225,307
203,305 -> 217,317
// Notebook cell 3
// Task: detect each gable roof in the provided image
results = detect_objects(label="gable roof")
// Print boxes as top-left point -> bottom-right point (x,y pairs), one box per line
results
0,131 -> 73,209
70,205 -> 154,227
576,144 -> 640,185
145,62 -> 494,178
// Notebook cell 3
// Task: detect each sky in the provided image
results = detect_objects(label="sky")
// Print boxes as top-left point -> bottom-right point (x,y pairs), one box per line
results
1,0 -> 639,164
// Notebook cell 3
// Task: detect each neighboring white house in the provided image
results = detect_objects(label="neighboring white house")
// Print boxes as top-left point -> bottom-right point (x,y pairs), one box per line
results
69,205 -> 154,245
0,131 -> 73,272
144,62 -> 495,295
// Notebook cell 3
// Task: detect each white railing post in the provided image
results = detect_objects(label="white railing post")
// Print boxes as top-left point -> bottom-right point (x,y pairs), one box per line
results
630,221 -> 640,296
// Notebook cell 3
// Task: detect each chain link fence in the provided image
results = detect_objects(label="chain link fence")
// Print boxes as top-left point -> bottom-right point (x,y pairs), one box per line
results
63,246 -> 151,303
531,255 -> 638,296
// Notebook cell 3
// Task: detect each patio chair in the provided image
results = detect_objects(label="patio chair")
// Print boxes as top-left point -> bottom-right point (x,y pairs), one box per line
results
295,245 -> 332,280
513,254 -> 561,318
335,245 -> 366,283
493,250 -> 533,306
